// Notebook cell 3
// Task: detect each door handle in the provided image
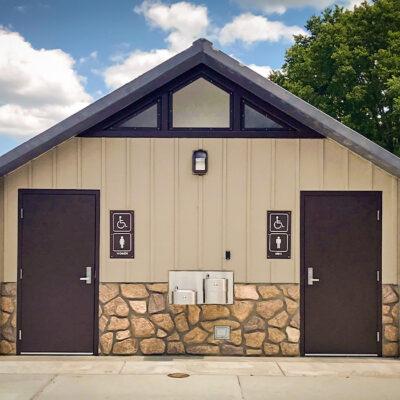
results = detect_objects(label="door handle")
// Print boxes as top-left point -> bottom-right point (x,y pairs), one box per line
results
80,267 -> 92,285
307,267 -> 320,286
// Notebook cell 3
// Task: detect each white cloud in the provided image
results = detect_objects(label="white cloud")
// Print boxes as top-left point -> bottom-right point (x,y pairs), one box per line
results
232,0 -> 370,14
219,13 -> 306,45
104,48 -> 174,89
0,28 -> 91,137
104,1 -> 210,89
134,1 -> 209,52
248,64 -> 273,78
79,50 -> 98,64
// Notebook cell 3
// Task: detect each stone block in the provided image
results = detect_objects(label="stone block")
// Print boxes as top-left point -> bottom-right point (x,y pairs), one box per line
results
174,313 -> 189,333
103,297 -> 129,317
383,342 -> 398,357
234,284 -> 259,300
244,332 -> 265,348
383,285 -> 398,304
156,329 -> 167,338
108,317 -> 129,331
121,284 -> 148,299
244,316 -> 265,332
384,324 -> 398,342
258,285 -> 281,299
100,332 -> 113,355
113,339 -> 138,355
256,300 -> 284,319
140,338 -> 165,354
116,330 -> 131,341
0,297 -> 14,313
221,344 -> 244,355
202,305 -> 230,320
131,317 -> 155,337
99,284 -> 119,304
186,345 -> 219,355
150,314 -> 174,332
280,285 -> 300,301
129,301 -> 147,314
148,293 -> 165,314
264,343 -> 280,355
286,326 -> 300,343
268,327 -> 286,344
281,342 -> 299,356
167,342 -> 185,354
183,327 -> 208,344
188,305 -> 201,325
146,283 -> 168,293
201,319 -> 240,332
285,298 -> 298,315
229,301 -> 254,322
269,311 -> 289,328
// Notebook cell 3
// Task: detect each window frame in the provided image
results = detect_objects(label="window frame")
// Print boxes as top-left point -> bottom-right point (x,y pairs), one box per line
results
168,72 -> 234,131
107,98 -> 161,131
241,99 -> 293,132
79,65 -> 323,139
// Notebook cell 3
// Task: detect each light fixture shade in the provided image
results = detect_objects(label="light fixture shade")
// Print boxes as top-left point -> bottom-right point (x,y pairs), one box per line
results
192,149 -> 208,175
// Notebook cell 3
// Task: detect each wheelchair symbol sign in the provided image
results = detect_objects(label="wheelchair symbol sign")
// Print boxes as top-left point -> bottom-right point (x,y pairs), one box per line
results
269,213 -> 289,233
110,210 -> 134,259
267,210 -> 291,259
112,213 -> 131,233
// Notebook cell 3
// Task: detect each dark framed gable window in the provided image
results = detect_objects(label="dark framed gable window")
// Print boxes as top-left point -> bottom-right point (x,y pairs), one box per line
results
170,75 -> 232,130
241,100 -> 290,131
79,65 -> 323,139
110,99 -> 160,130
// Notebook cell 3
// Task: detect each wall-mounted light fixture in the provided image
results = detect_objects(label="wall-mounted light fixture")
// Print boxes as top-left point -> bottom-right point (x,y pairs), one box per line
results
192,149 -> 208,175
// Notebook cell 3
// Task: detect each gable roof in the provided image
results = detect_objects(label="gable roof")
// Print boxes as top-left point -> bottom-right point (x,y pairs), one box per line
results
0,38 -> 399,177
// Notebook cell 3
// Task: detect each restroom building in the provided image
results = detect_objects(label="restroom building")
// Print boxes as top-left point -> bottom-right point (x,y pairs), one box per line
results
0,39 -> 399,357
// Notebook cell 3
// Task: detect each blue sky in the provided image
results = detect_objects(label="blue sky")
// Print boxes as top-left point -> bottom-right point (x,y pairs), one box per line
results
0,0 -> 363,155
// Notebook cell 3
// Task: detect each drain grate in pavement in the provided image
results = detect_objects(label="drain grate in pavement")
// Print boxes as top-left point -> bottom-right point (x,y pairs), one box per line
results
167,373 -> 190,379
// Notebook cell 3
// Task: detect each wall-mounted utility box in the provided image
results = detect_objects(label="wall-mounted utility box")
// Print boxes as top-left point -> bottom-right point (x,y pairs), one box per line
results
169,270 -> 234,305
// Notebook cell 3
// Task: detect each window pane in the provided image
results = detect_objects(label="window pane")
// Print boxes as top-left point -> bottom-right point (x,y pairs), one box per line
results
173,78 -> 230,128
244,104 -> 283,129
119,103 -> 157,128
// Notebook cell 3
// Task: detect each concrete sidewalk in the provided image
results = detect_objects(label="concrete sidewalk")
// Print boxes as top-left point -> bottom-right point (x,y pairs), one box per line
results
0,356 -> 400,399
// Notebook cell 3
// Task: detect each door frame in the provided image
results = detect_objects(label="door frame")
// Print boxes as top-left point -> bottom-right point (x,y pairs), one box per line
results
300,191 -> 382,356
16,189 -> 100,355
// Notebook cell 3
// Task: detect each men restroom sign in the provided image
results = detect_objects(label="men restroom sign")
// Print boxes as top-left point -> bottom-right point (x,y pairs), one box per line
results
267,211 -> 291,259
110,210 -> 134,258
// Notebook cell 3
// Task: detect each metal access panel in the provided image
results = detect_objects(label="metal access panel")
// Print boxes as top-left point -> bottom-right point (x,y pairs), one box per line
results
169,270 -> 234,305
267,211 -> 291,259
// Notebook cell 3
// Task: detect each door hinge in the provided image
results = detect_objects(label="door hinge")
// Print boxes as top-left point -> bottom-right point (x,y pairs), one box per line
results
19,268 -> 23,280
377,210 -> 380,221
18,330 -> 22,341
377,331 -> 380,342
20,208 -> 24,219
376,270 -> 380,282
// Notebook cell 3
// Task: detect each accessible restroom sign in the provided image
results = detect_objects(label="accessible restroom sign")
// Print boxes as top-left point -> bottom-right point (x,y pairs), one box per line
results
110,210 -> 134,258
267,211 -> 291,259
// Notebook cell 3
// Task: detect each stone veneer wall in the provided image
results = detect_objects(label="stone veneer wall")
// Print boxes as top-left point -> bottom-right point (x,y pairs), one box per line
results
0,282 -> 398,356
382,285 -> 399,356
0,283 -> 17,354
99,283 -> 301,356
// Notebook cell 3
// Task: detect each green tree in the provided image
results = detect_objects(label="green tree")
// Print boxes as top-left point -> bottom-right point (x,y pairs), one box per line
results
270,0 -> 400,155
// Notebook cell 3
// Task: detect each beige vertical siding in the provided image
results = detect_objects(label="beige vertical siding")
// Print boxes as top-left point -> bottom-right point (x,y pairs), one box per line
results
2,137 -> 398,284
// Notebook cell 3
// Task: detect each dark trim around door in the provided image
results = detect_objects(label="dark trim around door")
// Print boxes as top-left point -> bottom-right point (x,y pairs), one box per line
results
300,191 -> 382,356
16,189 -> 100,355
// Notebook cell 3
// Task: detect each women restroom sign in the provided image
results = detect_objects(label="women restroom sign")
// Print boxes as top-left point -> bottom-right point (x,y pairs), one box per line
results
267,211 -> 291,259
110,210 -> 134,258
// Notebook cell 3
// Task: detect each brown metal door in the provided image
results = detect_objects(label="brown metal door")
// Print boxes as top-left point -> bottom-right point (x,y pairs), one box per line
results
17,190 -> 99,354
301,191 -> 381,356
